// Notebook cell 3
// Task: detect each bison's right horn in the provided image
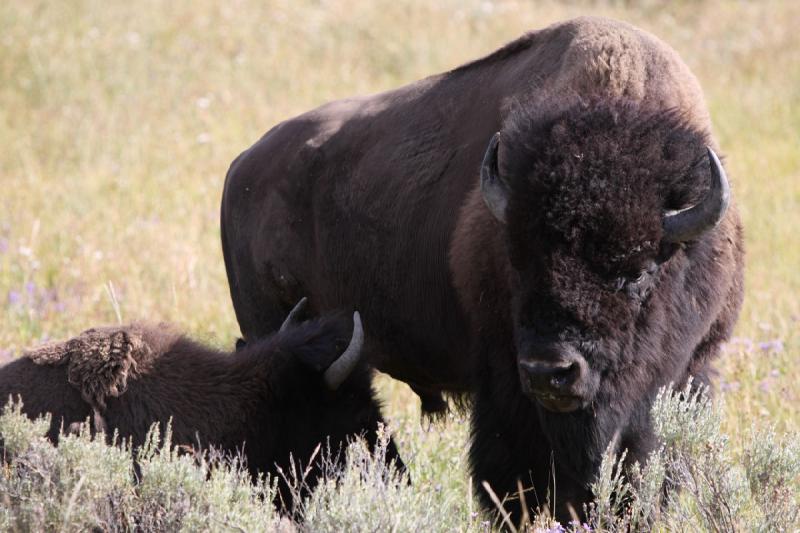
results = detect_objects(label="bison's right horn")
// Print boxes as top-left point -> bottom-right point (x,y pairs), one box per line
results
480,132 -> 511,224
662,147 -> 730,243
279,297 -> 308,332
323,311 -> 364,390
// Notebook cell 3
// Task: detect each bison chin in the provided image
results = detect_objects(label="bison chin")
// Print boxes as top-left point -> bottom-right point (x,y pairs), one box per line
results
516,341 -> 599,413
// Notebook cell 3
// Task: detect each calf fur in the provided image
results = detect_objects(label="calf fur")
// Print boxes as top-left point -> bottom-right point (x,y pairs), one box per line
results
0,313 -> 403,506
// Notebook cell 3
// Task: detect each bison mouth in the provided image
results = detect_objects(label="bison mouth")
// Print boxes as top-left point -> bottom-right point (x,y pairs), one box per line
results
532,392 -> 583,413
519,370 -> 586,413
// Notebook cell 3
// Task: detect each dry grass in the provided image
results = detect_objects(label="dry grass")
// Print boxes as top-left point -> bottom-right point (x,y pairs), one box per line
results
1,0 -> 798,529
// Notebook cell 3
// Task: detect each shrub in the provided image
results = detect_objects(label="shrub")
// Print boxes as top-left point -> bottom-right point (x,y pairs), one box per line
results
2,385 -> 798,532
295,425 -> 486,532
0,400 -> 280,532
577,380 -> 800,533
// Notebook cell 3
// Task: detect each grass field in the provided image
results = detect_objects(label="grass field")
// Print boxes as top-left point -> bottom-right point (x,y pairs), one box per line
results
1,0 -> 798,530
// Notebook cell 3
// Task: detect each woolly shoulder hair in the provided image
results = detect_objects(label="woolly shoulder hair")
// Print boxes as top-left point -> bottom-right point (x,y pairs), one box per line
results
24,322 -> 182,410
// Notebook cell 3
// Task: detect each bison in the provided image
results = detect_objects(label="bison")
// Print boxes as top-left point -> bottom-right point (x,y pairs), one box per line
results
220,17 -> 744,520
0,305 -> 403,506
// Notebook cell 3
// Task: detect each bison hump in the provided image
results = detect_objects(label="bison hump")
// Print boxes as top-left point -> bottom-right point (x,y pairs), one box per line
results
25,324 -> 154,410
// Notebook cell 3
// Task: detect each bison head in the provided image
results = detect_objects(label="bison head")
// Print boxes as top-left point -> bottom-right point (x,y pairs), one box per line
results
480,100 -> 729,414
279,297 -> 364,390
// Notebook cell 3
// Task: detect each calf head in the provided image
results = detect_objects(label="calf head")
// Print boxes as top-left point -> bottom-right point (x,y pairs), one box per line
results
259,305 -> 405,507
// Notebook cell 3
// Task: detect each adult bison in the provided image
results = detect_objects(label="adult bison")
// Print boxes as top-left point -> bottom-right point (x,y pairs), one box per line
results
221,17 -> 744,520
0,307 -> 402,507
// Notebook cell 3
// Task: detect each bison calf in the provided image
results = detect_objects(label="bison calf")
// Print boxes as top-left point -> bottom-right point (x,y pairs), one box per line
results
0,308 -> 402,505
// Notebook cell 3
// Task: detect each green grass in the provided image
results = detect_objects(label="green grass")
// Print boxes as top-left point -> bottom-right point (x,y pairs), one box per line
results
1,0 -> 798,530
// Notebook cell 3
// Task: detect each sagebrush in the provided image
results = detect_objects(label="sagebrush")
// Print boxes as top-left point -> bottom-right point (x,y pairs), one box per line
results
2,383 -> 798,531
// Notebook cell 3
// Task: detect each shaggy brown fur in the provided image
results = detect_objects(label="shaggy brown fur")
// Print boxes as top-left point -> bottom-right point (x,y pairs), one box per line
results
1,316 -> 403,506
22,323 -> 180,434
220,17 -> 744,521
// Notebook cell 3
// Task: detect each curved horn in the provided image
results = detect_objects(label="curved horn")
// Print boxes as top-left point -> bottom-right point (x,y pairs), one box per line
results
279,297 -> 308,332
662,147 -> 730,243
323,311 -> 364,390
480,132 -> 511,223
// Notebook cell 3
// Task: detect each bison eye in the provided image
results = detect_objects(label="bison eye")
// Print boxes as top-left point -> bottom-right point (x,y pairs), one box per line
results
612,270 -> 649,293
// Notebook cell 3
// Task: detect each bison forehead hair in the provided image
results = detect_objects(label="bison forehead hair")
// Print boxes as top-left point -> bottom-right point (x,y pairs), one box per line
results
502,98 -> 712,276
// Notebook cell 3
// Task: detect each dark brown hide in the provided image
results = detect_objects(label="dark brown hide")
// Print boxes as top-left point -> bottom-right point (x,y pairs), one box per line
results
0,316 -> 403,507
221,17 -> 744,521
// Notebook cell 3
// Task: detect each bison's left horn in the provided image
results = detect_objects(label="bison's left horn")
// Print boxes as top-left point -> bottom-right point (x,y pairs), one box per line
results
279,297 -> 308,332
323,311 -> 364,390
662,147 -> 730,243
480,132 -> 511,224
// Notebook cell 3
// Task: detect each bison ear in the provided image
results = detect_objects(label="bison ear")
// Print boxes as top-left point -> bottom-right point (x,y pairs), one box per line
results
480,132 -> 511,224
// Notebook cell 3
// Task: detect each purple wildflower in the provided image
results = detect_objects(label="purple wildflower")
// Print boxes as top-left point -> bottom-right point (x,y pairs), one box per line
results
8,290 -> 21,305
25,281 -> 36,296
0,238 -> 7,254
758,339 -> 784,353
759,379 -> 775,393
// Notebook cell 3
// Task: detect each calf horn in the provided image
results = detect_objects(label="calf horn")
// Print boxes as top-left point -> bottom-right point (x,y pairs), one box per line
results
323,311 -> 364,390
279,297 -> 308,332
662,147 -> 730,243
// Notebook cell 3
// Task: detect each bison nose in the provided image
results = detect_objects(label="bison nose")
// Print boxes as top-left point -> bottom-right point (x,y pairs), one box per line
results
518,347 -> 589,412
519,359 -> 580,393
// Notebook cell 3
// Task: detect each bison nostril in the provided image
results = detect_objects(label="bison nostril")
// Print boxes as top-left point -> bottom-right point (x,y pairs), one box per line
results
549,367 -> 572,389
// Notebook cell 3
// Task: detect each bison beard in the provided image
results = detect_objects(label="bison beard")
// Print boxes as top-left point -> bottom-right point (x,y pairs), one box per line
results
220,17 -> 744,523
